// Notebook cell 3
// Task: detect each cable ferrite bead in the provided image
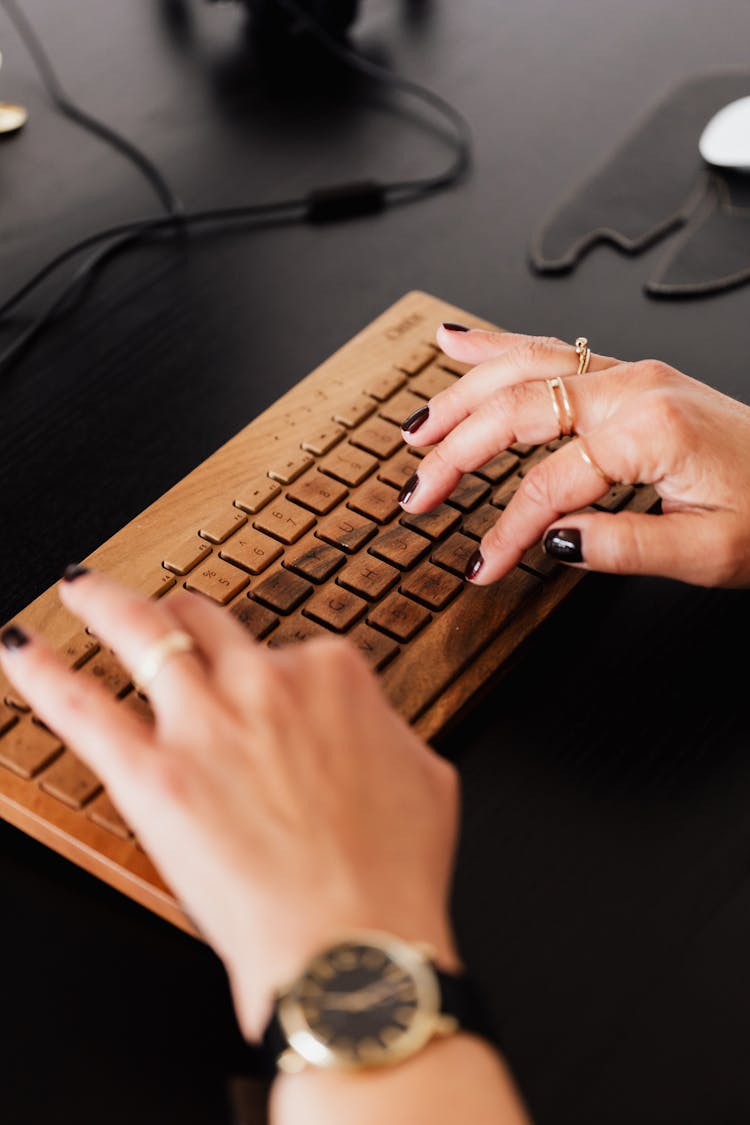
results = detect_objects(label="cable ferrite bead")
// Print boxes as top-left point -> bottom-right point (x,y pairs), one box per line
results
306,181 -> 386,223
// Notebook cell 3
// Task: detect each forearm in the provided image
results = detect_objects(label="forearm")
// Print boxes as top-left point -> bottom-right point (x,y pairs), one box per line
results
271,1033 -> 531,1125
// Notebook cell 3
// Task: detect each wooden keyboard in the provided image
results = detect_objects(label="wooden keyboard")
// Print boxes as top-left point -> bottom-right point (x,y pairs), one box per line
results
0,291 -> 658,934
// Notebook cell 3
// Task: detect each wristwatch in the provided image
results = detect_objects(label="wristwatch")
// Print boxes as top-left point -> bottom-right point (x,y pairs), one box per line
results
260,929 -> 489,1075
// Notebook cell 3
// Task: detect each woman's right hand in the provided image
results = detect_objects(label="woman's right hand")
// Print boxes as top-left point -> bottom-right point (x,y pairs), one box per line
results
399,326 -> 750,589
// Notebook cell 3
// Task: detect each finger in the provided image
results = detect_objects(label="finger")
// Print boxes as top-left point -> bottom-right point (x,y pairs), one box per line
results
463,410 -> 667,584
540,508 -> 742,587
400,370 -> 629,514
58,568 -> 207,722
436,324 -> 618,372
0,624 -> 153,792
164,588 -> 277,712
403,338 -> 623,447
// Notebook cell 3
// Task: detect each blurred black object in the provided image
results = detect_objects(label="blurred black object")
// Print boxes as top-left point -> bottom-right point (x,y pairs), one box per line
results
218,0 -> 361,39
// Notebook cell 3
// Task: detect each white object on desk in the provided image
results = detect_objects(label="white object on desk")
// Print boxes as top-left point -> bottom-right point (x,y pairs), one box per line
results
698,95 -> 750,172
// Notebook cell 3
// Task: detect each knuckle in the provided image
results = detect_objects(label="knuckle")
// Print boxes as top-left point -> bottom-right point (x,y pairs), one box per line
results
636,359 -> 678,386
513,335 -> 563,368
149,753 -> 191,803
645,390 -> 693,441
606,518 -> 645,574
516,463 -> 552,511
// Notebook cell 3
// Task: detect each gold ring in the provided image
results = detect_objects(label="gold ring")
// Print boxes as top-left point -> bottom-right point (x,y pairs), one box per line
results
576,436 -> 614,486
545,376 -> 575,437
132,630 -> 196,696
575,337 -> 591,375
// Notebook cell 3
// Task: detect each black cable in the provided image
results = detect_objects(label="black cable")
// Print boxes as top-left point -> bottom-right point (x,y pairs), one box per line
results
0,0 -> 183,217
0,0 -> 472,373
273,0 -> 473,200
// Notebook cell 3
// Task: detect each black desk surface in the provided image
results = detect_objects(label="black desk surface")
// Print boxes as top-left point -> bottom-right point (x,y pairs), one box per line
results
2,2 -> 749,1122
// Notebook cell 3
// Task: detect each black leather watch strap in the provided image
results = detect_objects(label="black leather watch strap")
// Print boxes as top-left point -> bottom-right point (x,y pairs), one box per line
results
259,964 -> 492,1077
435,966 -> 491,1040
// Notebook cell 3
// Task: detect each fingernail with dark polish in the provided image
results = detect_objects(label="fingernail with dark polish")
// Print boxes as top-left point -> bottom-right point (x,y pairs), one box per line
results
401,405 -> 429,434
398,472 -> 419,506
464,548 -> 484,581
62,563 -> 90,582
442,322 -> 470,332
1,625 -> 29,651
543,528 -> 583,563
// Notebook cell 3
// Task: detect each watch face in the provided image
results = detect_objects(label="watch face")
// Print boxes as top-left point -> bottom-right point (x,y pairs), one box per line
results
278,933 -> 440,1069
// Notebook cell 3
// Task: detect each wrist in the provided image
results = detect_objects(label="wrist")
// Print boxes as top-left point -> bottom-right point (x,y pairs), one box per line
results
226,911 -> 462,1043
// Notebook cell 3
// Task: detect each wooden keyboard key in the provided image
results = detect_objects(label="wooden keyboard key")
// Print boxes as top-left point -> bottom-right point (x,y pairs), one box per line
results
509,441 -> 536,457
220,528 -> 283,575
316,511 -> 378,554
199,507 -> 248,544
82,650 -> 132,696
253,498 -> 316,545
380,568 -> 543,724
333,395 -> 377,428
301,424 -> 347,456
378,389 -> 428,428
431,532 -> 478,577
461,503 -> 499,541
285,542 -> 345,583
3,683 -> 29,711
133,571 -> 176,600
395,345 -> 436,375
268,452 -> 315,485
235,476 -> 282,514
287,473 -> 348,515
59,630 -> 99,669
349,418 -> 405,460
347,481 -> 401,525
348,623 -> 399,670
163,535 -> 213,576
400,504 -> 461,541
409,364 -> 457,399
400,562 -> 463,611
368,592 -> 431,642
593,484 -> 636,512
369,527 -> 430,570
122,691 -> 155,724
40,750 -> 102,810
87,791 -> 133,840
253,570 -> 312,614
446,474 -> 490,512
229,597 -> 279,640
337,556 -> 399,601
304,587 -> 368,633
363,369 -> 407,401
474,451 -> 520,484
0,719 -> 63,779
0,703 -> 19,736
185,558 -> 250,604
378,450 -> 423,490
520,542 -> 561,578
436,355 -> 472,377
267,619 -> 329,648
319,445 -> 378,487
491,472 -> 523,509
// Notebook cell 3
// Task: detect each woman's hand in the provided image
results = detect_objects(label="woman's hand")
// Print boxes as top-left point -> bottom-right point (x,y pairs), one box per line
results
0,571 -> 460,1041
399,325 -> 750,588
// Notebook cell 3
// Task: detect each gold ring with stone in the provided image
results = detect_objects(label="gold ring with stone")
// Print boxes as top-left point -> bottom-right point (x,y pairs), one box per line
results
132,630 -> 196,696
575,337 -> 591,375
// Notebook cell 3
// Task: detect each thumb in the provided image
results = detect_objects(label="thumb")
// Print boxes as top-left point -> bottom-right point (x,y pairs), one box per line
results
543,508 -> 739,588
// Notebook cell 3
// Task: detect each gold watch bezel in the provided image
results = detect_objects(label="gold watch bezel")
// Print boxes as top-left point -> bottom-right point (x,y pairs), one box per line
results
275,929 -> 445,1072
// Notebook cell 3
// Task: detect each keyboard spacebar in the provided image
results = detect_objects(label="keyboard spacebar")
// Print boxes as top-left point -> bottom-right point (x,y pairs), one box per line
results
378,568 -> 543,724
